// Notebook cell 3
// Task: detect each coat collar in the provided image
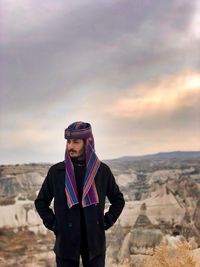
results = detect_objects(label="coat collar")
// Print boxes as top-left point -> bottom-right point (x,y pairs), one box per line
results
55,160 -> 102,171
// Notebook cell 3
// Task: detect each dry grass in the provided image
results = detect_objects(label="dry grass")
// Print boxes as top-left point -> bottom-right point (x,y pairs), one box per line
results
117,242 -> 197,267
143,242 -> 196,267
0,197 -> 16,205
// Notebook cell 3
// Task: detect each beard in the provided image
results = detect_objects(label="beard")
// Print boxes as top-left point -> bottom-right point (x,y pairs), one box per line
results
68,149 -> 85,159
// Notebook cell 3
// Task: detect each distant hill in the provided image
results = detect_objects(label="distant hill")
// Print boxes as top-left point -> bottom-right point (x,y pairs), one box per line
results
110,151 -> 200,162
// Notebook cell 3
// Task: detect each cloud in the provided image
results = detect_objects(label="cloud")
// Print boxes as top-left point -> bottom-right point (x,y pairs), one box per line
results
0,0 -> 93,44
74,70 -> 200,157
0,0 -> 200,163
106,70 -> 200,119
1,0 -> 199,114
1,70 -> 199,163
189,0 -> 200,40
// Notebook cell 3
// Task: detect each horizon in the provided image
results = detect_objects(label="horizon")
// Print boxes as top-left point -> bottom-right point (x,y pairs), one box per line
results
1,150 -> 200,166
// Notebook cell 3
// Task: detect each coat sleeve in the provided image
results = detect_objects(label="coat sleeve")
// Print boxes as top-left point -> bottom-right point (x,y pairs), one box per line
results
104,166 -> 125,230
34,167 -> 56,232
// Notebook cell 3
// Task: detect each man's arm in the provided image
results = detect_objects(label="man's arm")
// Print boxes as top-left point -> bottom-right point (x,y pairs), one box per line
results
34,168 -> 56,231
104,166 -> 125,230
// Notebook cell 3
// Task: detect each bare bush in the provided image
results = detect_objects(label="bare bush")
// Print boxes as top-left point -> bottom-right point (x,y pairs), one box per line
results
143,242 -> 196,267
117,242 -> 197,267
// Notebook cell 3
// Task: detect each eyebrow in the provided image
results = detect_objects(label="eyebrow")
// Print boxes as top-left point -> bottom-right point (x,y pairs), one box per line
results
67,139 -> 81,142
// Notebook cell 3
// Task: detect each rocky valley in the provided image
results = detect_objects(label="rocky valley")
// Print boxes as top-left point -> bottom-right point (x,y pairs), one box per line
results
0,151 -> 200,267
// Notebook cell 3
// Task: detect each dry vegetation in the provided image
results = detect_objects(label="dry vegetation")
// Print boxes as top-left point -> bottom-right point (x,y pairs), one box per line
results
143,242 -> 196,267
0,197 -> 16,205
118,242 -> 196,267
0,227 -> 55,266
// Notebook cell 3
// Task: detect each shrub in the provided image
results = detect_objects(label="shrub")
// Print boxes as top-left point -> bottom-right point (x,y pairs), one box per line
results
143,242 -> 196,267
0,198 -> 15,205
118,242 -> 197,267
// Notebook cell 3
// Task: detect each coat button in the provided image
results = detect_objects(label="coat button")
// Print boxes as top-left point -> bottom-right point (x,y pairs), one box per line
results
97,220 -> 99,225
68,223 -> 72,227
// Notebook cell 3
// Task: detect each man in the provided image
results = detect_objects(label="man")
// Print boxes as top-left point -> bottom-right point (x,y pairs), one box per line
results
35,121 -> 125,267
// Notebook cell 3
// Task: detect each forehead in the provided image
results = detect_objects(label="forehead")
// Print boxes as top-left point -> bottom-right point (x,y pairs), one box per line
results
67,138 -> 83,142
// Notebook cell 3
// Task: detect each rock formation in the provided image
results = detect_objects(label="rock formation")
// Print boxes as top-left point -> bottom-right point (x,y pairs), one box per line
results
119,203 -> 163,264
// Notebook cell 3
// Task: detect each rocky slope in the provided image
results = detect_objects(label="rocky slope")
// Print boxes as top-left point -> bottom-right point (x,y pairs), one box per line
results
0,152 -> 200,266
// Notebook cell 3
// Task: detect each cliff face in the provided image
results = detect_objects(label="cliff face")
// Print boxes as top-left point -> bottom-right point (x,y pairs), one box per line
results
0,163 -> 50,197
193,200 -> 200,231
0,165 -> 49,231
0,173 -> 44,197
0,165 -> 53,266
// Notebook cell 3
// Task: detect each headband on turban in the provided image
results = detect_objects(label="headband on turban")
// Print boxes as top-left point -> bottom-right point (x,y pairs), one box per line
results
65,122 -> 93,140
64,121 -> 100,208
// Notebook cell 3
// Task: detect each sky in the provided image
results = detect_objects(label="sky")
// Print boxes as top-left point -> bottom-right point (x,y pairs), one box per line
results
0,0 -> 200,164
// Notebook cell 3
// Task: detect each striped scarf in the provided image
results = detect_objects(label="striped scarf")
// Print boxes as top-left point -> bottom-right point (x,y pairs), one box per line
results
64,121 -> 100,208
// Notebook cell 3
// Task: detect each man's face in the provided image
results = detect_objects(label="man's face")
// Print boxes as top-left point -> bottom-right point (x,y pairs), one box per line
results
67,139 -> 85,159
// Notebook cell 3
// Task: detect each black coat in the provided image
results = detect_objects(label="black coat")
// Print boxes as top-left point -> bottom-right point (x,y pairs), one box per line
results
34,161 -> 125,261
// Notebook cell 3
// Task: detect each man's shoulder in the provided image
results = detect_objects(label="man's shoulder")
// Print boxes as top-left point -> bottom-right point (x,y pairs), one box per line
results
49,161 -> 65,171
99,161 -> 112,172
98,161 -> 115,181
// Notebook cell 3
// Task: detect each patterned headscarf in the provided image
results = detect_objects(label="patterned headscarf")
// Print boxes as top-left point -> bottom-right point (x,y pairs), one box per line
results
64,121 -> 100,208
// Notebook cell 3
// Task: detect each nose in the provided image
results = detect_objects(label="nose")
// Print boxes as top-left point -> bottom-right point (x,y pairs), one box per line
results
67,141 -> 74,151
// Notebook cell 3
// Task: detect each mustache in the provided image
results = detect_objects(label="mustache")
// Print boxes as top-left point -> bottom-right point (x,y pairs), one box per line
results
68,149 -> 77,153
